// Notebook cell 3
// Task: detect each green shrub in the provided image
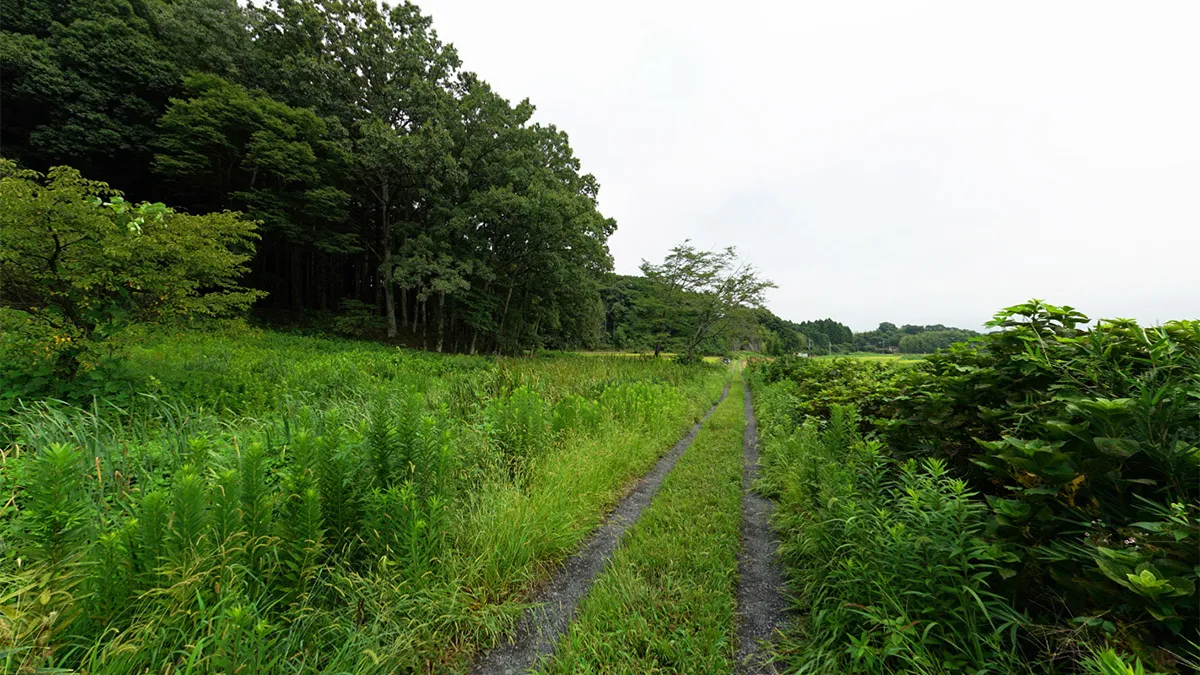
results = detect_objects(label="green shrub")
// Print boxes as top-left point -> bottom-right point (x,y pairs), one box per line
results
751,300 -> 1200,671
884,302 -> 1199,666
752,355 -> 906,429
0,161 -> 264,403
483,386 -> 550,478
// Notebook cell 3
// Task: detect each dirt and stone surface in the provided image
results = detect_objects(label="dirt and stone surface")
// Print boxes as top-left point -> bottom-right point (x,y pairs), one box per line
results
470,384 -> 732,675
734,381 -> 789,674
471,376 -> 790,675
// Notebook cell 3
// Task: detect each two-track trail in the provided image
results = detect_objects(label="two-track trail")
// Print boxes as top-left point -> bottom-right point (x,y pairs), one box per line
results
734,379 -> 789,673
470,383 -> 731,675
472,369 -> 791,675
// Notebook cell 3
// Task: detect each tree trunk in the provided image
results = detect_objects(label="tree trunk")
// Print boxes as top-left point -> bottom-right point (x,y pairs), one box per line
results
436,290 -> 445,353
318,253 -> 328,311
496,284 -> 515,354
379,179 -> 397,338
355,255 -> 365,301
421,299 -> 428,349
290,246 -> 303,312
399,286 -> 408,330
470,329 -> 478,355
308,250 -> 316,311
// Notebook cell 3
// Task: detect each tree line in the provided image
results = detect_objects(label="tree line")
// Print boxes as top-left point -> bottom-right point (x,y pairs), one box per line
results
854,322 -> 981,353
2,0 -> 614,354
0,0 -> 983,362
597,281 -> 983,358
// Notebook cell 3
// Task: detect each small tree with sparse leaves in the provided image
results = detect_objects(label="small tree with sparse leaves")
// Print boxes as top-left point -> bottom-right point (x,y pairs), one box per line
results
638,241 -> 775,362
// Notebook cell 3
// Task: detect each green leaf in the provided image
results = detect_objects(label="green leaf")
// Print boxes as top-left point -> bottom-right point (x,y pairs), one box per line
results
1093,437 -> 1141,458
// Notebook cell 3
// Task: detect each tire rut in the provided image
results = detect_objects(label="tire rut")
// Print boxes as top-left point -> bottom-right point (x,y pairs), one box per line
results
735,381 -> 789,674
470,382 -> 732,675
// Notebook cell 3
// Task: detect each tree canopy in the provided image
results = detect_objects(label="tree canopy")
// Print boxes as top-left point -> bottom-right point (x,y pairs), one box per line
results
2,0 -> 615,354
0,0 -> 979,361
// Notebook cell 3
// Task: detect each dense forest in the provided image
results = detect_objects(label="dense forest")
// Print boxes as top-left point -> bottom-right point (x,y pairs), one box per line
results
0,0 -> 981,360
2,0 -> 614,354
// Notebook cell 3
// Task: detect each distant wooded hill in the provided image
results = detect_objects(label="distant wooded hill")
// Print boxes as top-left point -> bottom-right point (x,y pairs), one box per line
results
598,275 -> 977,356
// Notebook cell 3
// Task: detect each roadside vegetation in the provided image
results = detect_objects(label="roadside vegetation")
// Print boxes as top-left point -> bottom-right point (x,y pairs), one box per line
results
0,326 -> 727,673
3,0 -> 1193,673
541,374 -> 747,674
749,301 -> 1199,674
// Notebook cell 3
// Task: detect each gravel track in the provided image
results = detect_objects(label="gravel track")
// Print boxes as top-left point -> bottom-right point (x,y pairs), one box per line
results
735,381 -> 789,674
470,382 -> 732,675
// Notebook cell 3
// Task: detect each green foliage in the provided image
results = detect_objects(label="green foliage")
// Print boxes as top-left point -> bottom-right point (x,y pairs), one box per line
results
14,443 -> 92,568
484,386 -> 550,478
882,301 -> 1200,665
154,73 -> 353,254
751,300 -> 1200,672
0,327 -> 727,672
753,355 -> 907,427
0,0 -> 178,176
635,241 -> 775,360
754,397 -> 1025,673
0,161 -> 264,403
1082,649 -> 1167,675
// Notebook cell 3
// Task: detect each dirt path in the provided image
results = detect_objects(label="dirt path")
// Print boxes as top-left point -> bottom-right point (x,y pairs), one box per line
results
735,381 -> 789,674
470,383 -> 732,675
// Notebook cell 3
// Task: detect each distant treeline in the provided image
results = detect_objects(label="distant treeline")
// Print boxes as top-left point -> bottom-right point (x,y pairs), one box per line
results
799,320 -> 980,355
596,276 -> 978,356
854,322 -> 981,354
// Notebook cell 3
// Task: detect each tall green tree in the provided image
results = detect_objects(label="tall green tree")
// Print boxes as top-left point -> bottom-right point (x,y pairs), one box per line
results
153,74 -> 353,308
2,0 -> 621,354
0,0 -> 179,192
638,242 -> 775,361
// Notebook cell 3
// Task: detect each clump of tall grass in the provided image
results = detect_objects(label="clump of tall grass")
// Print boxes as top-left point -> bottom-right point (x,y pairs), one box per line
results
755,394 -> 1026,674
0,328 -> 728,673
0,388 -> 457,673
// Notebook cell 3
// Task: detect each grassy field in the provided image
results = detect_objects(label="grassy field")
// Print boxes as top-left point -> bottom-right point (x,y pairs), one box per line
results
811,351 -> 927,362
6,309 -> 1189,674
573,350 -> 726,364
0,326 -> 729,674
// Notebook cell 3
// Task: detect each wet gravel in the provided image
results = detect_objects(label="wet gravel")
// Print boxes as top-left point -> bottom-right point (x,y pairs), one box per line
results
735,381 -> 789,674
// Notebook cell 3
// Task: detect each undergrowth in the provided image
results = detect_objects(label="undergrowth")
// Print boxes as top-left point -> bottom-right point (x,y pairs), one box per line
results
0,327 -> 727,673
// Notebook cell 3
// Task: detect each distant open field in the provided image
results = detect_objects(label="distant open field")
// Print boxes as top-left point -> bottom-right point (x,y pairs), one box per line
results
573,350 -> 725,363
811,351 -> 928,362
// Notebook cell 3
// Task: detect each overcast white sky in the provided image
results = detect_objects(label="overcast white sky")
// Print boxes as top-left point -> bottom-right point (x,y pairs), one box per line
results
419,0 -> 1199,331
